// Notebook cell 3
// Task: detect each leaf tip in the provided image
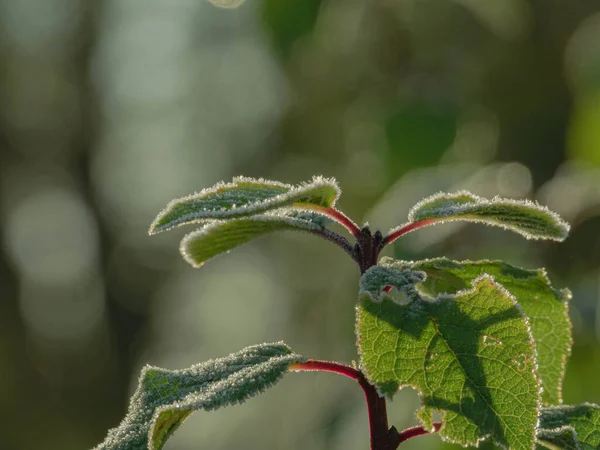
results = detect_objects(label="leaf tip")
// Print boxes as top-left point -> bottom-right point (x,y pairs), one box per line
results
148,222 -> 160,236
179,231 -> 207,268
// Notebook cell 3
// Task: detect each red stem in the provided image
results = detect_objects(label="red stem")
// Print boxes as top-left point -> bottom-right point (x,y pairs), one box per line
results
303,206 -> 361,238
394,422 -> 442,445
383,219 -> 437,246
290,361 -> 443,449
291,360 -> 392,449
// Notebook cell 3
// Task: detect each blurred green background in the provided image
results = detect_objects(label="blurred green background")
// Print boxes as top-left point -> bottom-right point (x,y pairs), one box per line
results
1,0 -> 600,449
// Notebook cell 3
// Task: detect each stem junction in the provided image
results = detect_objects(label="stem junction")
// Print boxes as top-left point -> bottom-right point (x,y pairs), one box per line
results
291,360 -> 441,449
297,209 -> 443,448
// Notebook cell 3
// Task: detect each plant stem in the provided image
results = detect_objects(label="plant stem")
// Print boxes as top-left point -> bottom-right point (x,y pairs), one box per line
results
382,219 -> 437,246
306,206 -> 361,238
291,360 -> 396,449
355,226 -> 385,274
311,228 -> 359,264
291,360 -> 443,449
292,216 -> 446,447
393,422 -> 442,445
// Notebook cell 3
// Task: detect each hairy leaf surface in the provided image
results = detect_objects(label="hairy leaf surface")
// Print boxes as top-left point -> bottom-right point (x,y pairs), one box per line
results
537,403 -> 600,450
180,210 -> 332,267
150,176 -> 339,234
388,191 -> 569,241
357,263 -> 540,449
93,343 -> 304,450
359,264 -> 425,303
401,257 -> 572,405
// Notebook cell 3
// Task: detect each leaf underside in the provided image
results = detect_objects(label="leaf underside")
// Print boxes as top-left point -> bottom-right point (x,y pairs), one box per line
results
180,210 -> 330,267
93,343 -> 305,450
389,191 -> 569,241
537,403 -> 600,450
403,257 -> 572,406
357,262 -> 540,449
149,176 -> 340,234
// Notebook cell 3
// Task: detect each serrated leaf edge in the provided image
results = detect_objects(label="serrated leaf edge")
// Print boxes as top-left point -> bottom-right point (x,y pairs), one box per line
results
356,273 -> 543,450
391,256 -> 574,405
149,175 -> 341,234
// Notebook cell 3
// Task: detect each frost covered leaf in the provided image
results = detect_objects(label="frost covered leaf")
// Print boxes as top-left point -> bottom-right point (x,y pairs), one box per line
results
149,176 -> 340,234
357,263 -> 540,449
93,342 -> 304,450
388,191 -> 569,241
359,265 -> 425,303
406,257 -> 572,405
537,403 -> 600,450
180,210 -> 331,267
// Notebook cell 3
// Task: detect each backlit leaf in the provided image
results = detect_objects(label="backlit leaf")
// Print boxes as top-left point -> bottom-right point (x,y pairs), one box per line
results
537,403 -> 600,450
405,257 -> 572,405
357,261 -> 540,449
388,191 -> 569,241
93,342 -> 305,450
180,210 -> 331,267
149,176 -> 340,234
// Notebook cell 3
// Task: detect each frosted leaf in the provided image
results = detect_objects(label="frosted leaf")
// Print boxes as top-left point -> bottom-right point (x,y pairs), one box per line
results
93,342 -> 305,450
359,265 -> 425,303
149,176 -> 340,234
407,257 -> 572,405
279,209 -> 334,228
357,260 -> 540,449
388,190 -> 569,241
180,209 -> 331,267
537,403 -> 600,450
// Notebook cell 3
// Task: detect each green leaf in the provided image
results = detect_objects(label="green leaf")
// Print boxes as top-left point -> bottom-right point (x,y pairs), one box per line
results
93,342 -> 305,450
149,176 -> 340,234
359,264 -> 425,304
180,210 -> 331,267
537,403 -> 600,450
357,262 -> 540,449
403,257 -> 572,405
388,191 -> 569,241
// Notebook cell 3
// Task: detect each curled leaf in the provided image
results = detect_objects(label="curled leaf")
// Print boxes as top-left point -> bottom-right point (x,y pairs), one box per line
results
93,342 -> 305,450
387,191 -> 569,242
359,265 -> 425,303
149,176 -> 340,234
180,210 -> 331,267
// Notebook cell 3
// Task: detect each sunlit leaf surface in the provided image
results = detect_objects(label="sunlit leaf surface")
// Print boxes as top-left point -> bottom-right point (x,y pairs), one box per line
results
406,257 -> 572,405
357,260 -> 540,449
